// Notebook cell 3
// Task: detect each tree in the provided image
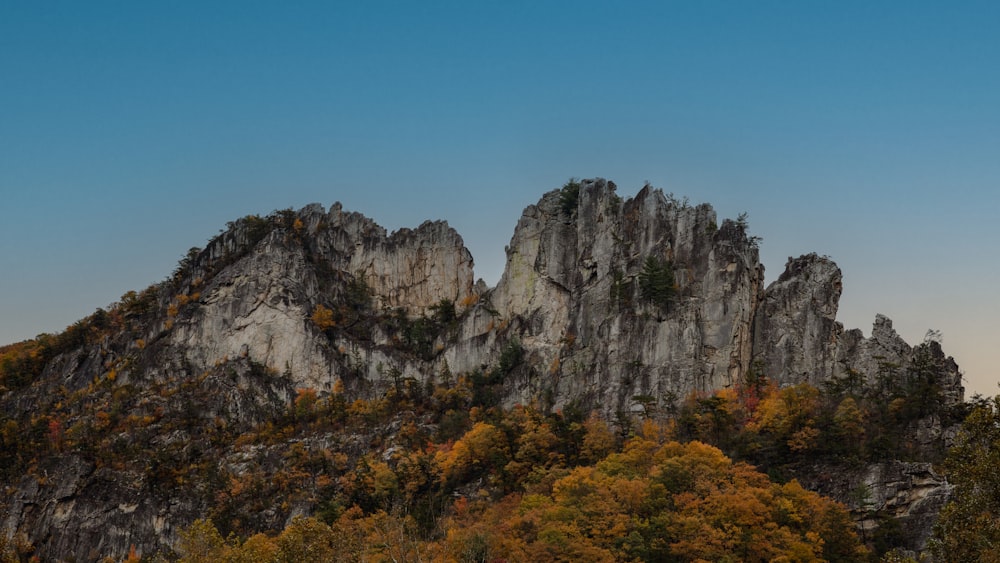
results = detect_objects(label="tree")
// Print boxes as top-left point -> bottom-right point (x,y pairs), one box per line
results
311,305 -> 336,331
581,412 -> 616,463
47,416 -> 64,452
747,383 -> 822,461
429,298 -> 456,326
436,422 -> 511,485
830,396 -> 865,459
430,436 -> 863,561
559,178 -> 581,216
274,516 -> 337,563
123,544 -> 141,563
930,395 -> 1000,562
677,388 -> 745,450
638,256 -> 675,311
176,519 -> 227,562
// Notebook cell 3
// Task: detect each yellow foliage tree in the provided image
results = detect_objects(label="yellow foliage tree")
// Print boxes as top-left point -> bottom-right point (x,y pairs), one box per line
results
581,411 -> 617,462
310,305 -> 336,331
431,436 -> 865,562
435,422 -> 510,485
749,383 -> 822,453
175,519 -> 226,562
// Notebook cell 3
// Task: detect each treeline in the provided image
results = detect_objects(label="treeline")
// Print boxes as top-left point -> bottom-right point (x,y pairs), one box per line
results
675,347 -> 965,474
0,287 -> 160,392
173,420 -> 865,563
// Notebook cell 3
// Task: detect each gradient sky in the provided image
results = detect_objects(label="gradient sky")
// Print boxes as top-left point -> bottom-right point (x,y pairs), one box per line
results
2,2 -> 998,398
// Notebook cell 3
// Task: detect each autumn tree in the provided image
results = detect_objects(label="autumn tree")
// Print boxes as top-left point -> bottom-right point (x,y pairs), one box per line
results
830,396 -> 865,459
580,411 -> 617,463
436,421 -> 511,486
430,435 -> 864,561
47,416 -> 64,452
293,388 -> 319,421
746,382 -> 822,463
273,516 -> 338,562
310,305 -> 336,331
175,518 -> 227,562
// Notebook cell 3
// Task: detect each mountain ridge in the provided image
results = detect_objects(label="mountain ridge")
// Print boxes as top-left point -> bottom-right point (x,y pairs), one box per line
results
0,179 -> 964,560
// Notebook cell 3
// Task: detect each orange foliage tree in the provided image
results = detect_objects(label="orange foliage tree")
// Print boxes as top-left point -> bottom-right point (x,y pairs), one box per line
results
431,435 -> 866,562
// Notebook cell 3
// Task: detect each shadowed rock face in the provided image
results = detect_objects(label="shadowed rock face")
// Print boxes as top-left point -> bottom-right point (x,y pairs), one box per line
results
0,179 -> 964,560
798,460 -> 953,554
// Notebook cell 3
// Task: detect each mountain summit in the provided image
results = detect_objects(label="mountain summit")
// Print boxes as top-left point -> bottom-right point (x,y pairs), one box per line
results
0,179 -> 963,560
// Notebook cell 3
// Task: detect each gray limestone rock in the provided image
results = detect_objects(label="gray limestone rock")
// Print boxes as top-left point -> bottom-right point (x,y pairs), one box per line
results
753,253 -> 843,386
755,256 -> 963,411
0,180 -> 967,561
800,461 -> 953,555
486,180 -> 764,416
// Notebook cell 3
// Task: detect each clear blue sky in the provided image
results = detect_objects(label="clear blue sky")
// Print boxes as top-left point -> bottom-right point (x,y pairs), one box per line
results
2,1 -> 997,397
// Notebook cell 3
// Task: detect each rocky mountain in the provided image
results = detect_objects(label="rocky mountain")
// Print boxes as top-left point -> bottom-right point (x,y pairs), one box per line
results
0,179 -> 964,561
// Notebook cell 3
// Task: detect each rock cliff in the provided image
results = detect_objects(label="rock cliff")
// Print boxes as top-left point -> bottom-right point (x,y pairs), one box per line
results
475,180 -> 765,417
170,203 -> 475,393
0,179 -> 964,560
799,460 -> 953,555
756,253 -> 963,407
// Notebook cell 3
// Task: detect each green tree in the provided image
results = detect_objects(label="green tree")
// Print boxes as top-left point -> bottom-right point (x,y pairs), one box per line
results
638,256 -> 675,312
930,395 -> 1000,562
559,178 -> 581,215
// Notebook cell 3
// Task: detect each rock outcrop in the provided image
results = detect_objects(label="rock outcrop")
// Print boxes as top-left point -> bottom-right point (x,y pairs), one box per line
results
0,179 -> 965,561
169,204 -> 475,393
755,255 -> 963,413
753,253 -> 843,386
800,461 -> 953,555
474,180 -> 764,416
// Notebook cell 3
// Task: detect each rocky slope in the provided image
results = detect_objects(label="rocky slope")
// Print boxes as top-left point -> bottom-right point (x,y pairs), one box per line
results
0,179 -> 964,560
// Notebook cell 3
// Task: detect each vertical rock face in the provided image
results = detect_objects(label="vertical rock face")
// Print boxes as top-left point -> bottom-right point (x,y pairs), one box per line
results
447,178 -> 962,419
753,253 -> 963,555
58,178 -> 961,424
836,315 -> 963,407
316,203 -> 475,314
351,220 -> 474,314
486,179 -> 764,415
169,204 -> 475,392
753,254 -> 843,386
1,203 -> 479,561
3,456 -> 194,563
170,230 -> 333,389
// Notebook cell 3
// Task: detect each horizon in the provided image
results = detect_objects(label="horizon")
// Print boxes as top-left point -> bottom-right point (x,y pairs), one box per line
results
2,2 -> 997,398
